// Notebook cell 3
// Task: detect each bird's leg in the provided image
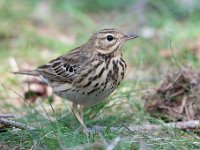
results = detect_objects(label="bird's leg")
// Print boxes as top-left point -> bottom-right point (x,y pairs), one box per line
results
79,105 -> 85,121
72,103 -> 87,132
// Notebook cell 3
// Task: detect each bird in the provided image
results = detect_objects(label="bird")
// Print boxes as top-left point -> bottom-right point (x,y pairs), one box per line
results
14,28 -> 139,130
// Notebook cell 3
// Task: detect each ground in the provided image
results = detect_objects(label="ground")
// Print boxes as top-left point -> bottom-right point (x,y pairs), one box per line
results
0,0 -> 200,149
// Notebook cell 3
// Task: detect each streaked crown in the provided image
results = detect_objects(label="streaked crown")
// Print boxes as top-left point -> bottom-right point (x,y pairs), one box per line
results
89,28 -> 138,54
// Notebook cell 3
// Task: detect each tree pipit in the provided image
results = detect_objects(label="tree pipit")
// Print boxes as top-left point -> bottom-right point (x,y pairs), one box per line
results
14,28 -> 139,131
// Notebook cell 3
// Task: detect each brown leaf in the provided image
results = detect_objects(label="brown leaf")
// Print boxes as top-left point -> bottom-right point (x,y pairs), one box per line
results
187,37 -> 200,58
159,50 -> 172,58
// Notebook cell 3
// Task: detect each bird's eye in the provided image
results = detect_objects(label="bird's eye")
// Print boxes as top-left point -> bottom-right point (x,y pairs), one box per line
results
106,35 -> 113,41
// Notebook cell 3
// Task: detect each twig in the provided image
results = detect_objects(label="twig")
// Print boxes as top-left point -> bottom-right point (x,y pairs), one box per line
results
127,120 -> 200,131
68,142 -> 105,150
0,114 -> 18,118
0,118 -> 35,130
89,120 -> 200,133
106,137 -> 121,150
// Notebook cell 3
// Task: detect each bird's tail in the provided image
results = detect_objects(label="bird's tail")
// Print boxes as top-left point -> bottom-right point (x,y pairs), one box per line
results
13,70 -> 40,76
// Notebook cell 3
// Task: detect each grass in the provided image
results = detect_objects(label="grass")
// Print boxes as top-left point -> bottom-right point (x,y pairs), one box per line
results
0,0 -> 200,149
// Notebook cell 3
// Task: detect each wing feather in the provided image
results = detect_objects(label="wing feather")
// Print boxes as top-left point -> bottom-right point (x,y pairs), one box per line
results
36,47 -> 89,83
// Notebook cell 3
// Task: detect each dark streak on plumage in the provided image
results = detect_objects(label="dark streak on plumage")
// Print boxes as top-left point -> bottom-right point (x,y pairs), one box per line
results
76,60 -> 103,84
102,69 -> 112,91
56,70 -> 65,76
119,58 -> 126,79
94,83 -> 99,88
121,72 -> 124,78
87,87 -> 101,95
59,88 -> 70,93
120,57 -> 127,68
82,81 -> 92,88
90,67 -> 105,81
119,61 -> 125,79
54,67 -> 63,73
106,58 -> 111,69
38,64 -> 50,69
119,61 -> 125,71
112,60 -> 119,85
65,65 -> 69,71
69,66 -> 73,72
52,61 -> 61,68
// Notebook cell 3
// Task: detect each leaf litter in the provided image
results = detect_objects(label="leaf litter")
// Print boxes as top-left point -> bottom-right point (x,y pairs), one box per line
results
143,66 -> 200,121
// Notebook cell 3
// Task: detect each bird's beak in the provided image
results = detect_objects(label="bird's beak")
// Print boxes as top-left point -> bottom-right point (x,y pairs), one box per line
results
124,33 -> 139,41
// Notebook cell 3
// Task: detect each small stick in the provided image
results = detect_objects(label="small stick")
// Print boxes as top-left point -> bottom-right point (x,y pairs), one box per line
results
106,137 -> 121,150
68,142 -> 105,150
127,120 -> 200,131
89,120 -> 200,133
0,114 -> 18,118
0,118 -> 35,130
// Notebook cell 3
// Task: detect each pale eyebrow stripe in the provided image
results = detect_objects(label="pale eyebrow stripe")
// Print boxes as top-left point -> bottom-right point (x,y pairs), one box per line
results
99,31 -> 117,34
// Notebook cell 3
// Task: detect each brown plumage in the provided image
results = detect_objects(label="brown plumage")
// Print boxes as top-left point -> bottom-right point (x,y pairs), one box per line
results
14,28 -> 139,130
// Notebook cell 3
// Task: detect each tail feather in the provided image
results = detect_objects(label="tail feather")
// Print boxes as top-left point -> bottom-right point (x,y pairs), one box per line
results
13,70 -> 40,76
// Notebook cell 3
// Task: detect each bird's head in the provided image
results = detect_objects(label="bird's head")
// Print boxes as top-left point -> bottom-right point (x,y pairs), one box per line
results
88,28 -> 139,55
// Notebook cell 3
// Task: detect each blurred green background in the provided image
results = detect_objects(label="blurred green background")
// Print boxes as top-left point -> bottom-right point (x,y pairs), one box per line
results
0,0 -> 200,149
1,0 -> 200,102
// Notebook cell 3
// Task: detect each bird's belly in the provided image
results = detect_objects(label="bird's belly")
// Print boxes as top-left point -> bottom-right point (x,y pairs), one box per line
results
54,81 -> 118,106
53,56 -> 126,106
60,86 -> 113,106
